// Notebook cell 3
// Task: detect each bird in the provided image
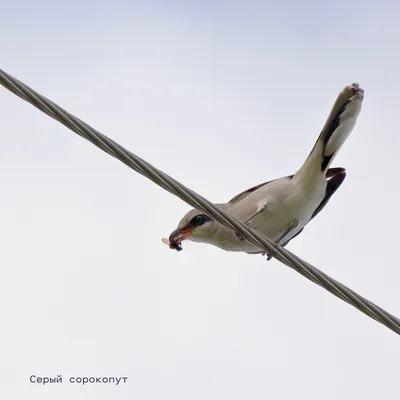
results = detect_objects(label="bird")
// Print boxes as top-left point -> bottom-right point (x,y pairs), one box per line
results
162,83 -> 364,259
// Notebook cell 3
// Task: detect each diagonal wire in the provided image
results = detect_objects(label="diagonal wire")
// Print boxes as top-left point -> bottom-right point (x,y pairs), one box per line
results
1,67 -> 399,335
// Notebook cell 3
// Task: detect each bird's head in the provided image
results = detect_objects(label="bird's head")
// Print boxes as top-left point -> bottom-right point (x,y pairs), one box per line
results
162,208 -> 218,251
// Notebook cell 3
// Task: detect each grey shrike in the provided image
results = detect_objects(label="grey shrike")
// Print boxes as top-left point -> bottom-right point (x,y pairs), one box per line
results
162,83 -> 364,259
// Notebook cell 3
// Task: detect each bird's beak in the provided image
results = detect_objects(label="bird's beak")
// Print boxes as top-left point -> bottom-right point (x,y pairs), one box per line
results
167,226 -> 196,251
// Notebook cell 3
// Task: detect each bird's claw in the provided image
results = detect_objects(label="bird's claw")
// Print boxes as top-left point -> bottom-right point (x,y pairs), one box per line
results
261,251 -> 273,261
234,221 -> 252,241
235,233 -> 246,241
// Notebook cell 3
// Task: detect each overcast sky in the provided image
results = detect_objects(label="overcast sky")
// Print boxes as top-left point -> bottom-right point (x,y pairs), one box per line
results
1,0 -> 400,399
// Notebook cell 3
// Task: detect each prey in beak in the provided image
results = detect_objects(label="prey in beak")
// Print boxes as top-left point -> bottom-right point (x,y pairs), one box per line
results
162,226 -> 195,251
162,211 -> 213,251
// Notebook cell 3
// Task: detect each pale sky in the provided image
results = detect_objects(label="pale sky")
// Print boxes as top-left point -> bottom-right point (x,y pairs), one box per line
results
1,1 -> 400,399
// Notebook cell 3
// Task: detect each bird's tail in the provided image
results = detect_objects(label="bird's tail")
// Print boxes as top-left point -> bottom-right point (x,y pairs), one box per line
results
295,83 -> 364,182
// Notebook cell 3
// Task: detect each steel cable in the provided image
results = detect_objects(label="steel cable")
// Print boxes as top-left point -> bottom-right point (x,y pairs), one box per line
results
1,68 -> 399,335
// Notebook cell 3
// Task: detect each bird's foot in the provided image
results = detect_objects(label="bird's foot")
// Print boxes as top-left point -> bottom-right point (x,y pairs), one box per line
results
262,252 -> 273,261
263,219 -> 299,261
234,221 -> 252,241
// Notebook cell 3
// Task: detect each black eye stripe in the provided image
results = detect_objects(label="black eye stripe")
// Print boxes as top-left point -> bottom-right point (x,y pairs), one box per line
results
190,214 -> 210,226
194,215 -> 204,224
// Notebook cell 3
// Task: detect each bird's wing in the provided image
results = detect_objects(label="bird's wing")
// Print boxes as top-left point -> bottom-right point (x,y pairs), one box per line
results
238,168 -> 346,254
228,174 -> 294,204
281,167 -> 346,248
310,167 -> 346,220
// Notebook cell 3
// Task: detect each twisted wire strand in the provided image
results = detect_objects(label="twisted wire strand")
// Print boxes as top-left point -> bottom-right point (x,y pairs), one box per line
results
1,68 -> 399,335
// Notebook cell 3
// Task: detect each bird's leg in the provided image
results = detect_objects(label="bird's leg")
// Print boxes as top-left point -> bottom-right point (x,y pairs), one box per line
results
234,221 -> 252,241
265,219 -> 299,261
243,201 -> 269,225
276,219 -> 299,246
234,202 -> 269,241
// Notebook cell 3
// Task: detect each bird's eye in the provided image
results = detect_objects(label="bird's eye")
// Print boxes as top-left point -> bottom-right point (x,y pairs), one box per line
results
194,215 -> 205,225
